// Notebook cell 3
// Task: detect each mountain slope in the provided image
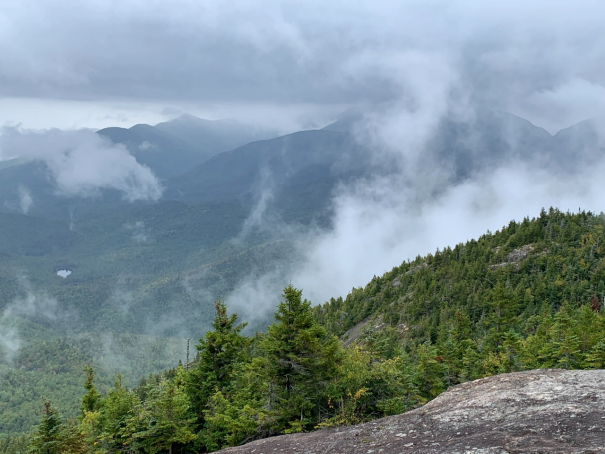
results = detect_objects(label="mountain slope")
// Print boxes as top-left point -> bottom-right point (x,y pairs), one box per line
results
155,114 -> 277,157
97,124 -> 205,178
166,129 -> 368,205
315,208 -> 605,373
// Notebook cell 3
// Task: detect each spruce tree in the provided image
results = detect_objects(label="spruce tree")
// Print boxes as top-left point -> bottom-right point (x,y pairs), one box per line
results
187,301 -> 249,426
80,366 -> 101,416
140,370 -> 196,454
28,400 -> 66,454
260,285 -> 340,433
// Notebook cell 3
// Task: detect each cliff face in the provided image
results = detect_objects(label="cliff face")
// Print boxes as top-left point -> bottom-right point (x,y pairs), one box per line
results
218,369 -> 605,453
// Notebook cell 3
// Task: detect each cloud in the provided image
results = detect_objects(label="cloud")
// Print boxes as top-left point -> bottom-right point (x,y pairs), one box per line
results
0,127 -> 163,201
0,274 -> 64,362
17,184 -> 33,214
227,152 -> 605,324
138,141 -> 157,151
222,33 -> 605,324
514,79 -> 605,134
124,220 -> 151,243
1,1 -> 604,132
2,0 -> 605,333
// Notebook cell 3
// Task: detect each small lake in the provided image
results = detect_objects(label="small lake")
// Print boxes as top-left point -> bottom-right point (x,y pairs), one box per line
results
57,269 -> 72,278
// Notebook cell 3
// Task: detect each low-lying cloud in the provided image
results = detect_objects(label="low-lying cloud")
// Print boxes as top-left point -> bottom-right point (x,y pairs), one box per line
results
0,274 -> 67,362
0,127 -> 163,201
17,184 -> 33,214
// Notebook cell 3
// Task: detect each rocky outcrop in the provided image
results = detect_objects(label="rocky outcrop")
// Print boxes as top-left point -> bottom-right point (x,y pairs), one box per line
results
218,369 -> 605,453
490,244 -> 536,270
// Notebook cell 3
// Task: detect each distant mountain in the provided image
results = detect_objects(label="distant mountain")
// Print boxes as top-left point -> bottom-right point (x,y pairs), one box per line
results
0,114 -> 280,219
165,129 -> 370,224
322,109 -> 364,132
553,118 -> 605,171
1,113 -> 604,437
97,123 -> 204,179
155,114 -> 278,158
2,111 -> 600,224
0,159 -> 141,220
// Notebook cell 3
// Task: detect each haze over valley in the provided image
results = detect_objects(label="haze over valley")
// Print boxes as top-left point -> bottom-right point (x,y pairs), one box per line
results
1,1 -> 605,451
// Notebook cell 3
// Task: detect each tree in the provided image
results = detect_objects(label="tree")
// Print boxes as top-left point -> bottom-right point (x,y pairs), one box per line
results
96,375 -> 141,453
187,301 -> 249,426
28,400 -> 64,454
138,369 -> 196,454
260,285 -> 341,433
81,366 -> 101,416
28,399 -> 85,454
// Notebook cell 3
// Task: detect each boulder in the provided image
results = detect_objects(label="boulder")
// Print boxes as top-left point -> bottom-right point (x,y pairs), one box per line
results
218,369 -> 605,453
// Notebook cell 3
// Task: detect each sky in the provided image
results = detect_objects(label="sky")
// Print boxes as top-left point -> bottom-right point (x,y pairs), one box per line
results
1,0 -> 605,327
1,0 -> 605,132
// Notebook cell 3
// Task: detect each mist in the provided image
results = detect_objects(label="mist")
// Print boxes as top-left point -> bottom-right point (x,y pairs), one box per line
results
220,0 -> 605,321
0,274 -> 65,362
1,0 -> 605,330
0,127 -> 162,201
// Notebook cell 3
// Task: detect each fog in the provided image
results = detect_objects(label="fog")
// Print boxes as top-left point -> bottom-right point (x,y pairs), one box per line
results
0,274 -> 64,362
1,0 -> 605,329
0,127 -> 162,201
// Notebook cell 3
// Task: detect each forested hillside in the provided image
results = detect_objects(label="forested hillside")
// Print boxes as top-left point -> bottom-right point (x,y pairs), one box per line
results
6,208 -> 605,453
0,322 -> 186,435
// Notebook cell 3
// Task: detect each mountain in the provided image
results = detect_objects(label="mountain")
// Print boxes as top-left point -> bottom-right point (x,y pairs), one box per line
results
217,369 -> 605,453
0,114 -> 279,220
0,160 -> 140,220
97,114 -> 279,179
1,113 -> 605,440
165,129 -> 369,216
6,209 -> 605,448
97,124 -> 204,179
0,112 -> 598,223
155,114 -> 278,157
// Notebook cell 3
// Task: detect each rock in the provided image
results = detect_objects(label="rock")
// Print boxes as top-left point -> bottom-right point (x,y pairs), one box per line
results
489,244 -> 537,271
507,244 -> 534,262
217,369 -> 605,453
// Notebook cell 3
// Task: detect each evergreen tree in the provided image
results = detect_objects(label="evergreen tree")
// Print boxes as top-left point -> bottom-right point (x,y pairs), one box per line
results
28,400 -> 64,454
187,301 -> 249,427
80,366 -> 101,416
138,369 -> 196,454
28,400 -> 84,454
97,375 -> 141,453
260,285 -> 340,433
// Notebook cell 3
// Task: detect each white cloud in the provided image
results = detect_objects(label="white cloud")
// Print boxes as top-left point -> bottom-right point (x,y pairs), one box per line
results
18,184 -> 33,214
0,127 -> 163,201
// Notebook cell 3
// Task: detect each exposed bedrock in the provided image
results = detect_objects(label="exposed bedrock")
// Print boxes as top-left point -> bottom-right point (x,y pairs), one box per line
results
218,369 -> 605,453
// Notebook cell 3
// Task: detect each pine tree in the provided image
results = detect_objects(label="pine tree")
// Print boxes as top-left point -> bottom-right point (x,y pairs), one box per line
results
139,369 -> 196,454
80,366 -> 101,416
260,285 -> 340,433
187,301 -> 249,427
28,400 -> 64,454
28,400 -> 84,454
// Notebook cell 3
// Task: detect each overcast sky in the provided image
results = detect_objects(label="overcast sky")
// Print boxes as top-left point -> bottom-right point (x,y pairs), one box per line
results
1,0 -> 605,132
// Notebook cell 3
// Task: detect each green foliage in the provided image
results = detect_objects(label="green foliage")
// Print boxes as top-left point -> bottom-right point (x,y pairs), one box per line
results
136,369 -> 196,454
28,400 -> 85,454
0,331 -> 186,435
0,434 -> 29,454
259,285 -> 340,433
315,208 -> 605,383
10,209 -> 605,453
186,301 -> 249,430
80,367 -> 101,416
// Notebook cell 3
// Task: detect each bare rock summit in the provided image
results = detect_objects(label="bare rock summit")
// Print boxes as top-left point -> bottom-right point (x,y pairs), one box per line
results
218,369 -> 605,453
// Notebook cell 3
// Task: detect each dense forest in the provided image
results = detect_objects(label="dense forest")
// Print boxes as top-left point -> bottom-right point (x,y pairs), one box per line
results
4,208 -> 605,453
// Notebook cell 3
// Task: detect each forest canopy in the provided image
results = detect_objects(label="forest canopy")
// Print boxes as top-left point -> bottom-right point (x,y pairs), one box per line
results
5,208 -> 605,453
